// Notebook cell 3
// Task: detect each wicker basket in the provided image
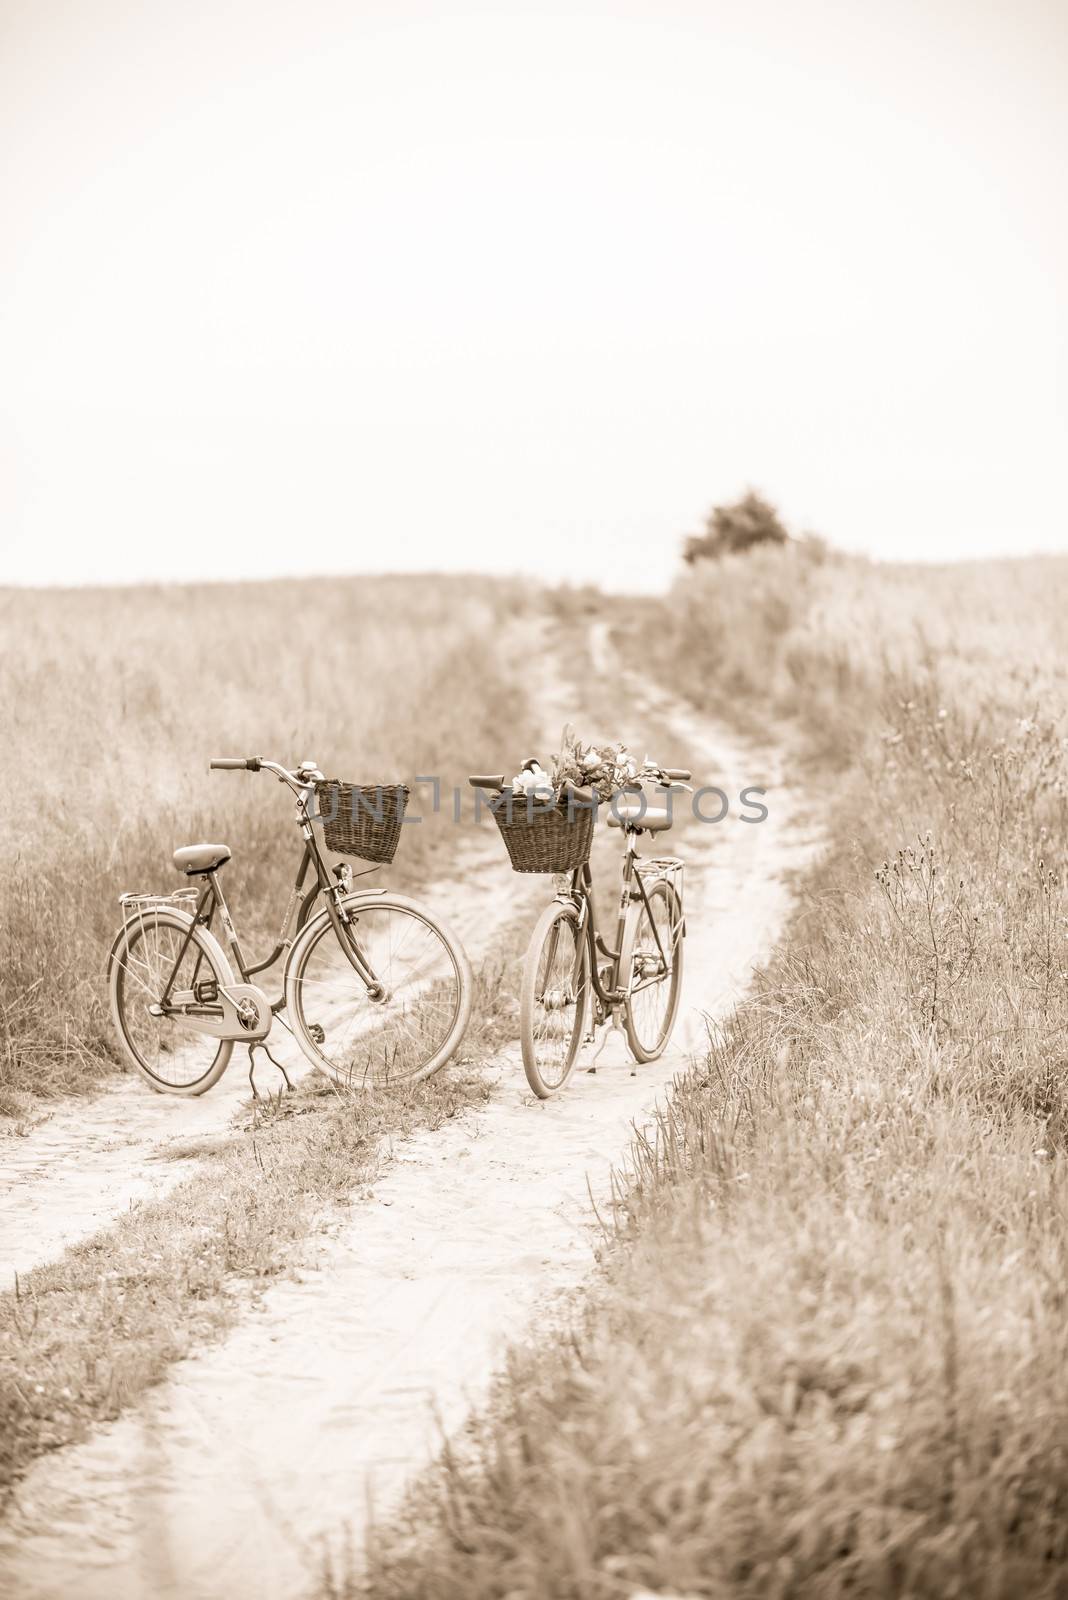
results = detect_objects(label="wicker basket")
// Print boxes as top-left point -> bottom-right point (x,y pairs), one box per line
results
314,781 -> 410,864
489,791 -> 595,874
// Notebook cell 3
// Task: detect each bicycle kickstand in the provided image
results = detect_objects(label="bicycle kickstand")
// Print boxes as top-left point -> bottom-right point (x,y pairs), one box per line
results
585,1031 -> 608,1073
585,1011 -> 619,1073
587,1008 -> 632,1074
247,1042 -> 296,1098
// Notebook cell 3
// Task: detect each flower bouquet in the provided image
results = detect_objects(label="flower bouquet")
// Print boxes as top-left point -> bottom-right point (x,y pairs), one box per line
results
546,724 -> 660,804
494,727 -> 660,874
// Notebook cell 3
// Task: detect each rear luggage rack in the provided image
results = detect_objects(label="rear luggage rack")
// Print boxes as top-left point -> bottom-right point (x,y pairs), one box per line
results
634,856 -> 685,930
118,889 -> 198,908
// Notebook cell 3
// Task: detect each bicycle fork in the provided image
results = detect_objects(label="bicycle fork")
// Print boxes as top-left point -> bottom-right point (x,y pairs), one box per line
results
323,890 -> 390,1001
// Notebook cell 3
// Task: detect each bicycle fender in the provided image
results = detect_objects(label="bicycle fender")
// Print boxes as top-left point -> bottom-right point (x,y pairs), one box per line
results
283,890 -> 465,997
288,888 -> 444,950
106,903 -> 235,991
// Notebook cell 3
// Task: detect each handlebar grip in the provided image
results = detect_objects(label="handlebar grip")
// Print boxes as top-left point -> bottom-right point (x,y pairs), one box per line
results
210,758 -> 261,771
662,768 -> 692,783
468,774 -> 506,792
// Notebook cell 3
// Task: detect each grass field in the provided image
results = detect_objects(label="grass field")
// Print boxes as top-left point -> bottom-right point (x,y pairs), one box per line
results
0,574 -> 533,1110
7,553 -> 1068,1592
0,571 -> 540,1486
356,548 -> 1068,1599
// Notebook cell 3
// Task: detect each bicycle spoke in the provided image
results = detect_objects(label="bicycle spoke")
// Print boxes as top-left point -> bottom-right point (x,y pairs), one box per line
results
114,916 -> 225,1090
625,882 -> 682,1059
523,909 -> 584,1093
294,905 -> 461,1084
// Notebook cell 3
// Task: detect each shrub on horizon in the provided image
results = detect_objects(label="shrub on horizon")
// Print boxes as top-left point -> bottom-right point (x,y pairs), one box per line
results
683,488 -> 789,563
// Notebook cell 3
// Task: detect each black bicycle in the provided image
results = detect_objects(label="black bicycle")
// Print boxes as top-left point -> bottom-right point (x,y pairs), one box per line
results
470,766 -> 689,1097
108,757 -> 472,1095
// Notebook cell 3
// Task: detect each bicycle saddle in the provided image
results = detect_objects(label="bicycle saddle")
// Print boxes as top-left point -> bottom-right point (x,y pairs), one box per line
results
606,803 -> 673,833
173,843 -> 232,875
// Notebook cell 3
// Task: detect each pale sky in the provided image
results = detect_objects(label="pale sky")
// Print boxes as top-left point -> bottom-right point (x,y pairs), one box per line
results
2,0 -> 1066,590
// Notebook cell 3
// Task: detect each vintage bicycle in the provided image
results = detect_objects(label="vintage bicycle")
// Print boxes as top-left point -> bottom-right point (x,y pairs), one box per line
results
108,757 -> 472,1095
469,764 -> 690,1097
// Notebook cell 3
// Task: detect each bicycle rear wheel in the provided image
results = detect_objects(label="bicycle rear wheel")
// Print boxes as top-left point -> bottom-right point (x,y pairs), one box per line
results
285,893 -> 472,1087
519,900 -> 589,1098
623,879 -> 684,1062
108,908 -> 234,1095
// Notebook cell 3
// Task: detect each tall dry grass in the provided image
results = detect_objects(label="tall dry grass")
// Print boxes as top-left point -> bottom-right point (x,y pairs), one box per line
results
0,574 -> 533,1107
638,544 -> 1068,764
354,550 -> 1068,1599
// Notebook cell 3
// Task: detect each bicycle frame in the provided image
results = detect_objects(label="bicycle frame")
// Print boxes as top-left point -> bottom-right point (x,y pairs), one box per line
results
563,830 -> 675,1012
156,787 -> 386,1018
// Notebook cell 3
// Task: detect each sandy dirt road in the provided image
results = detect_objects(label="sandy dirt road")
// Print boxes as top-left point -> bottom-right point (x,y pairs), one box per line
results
0,629 -> 820,1598
0,828 -> 535,1286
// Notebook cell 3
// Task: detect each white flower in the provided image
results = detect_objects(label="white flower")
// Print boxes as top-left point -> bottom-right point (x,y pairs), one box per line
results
511,769 -> 554,800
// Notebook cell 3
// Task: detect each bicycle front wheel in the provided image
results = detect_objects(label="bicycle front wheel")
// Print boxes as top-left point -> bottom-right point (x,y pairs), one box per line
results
108,908 -> 234,1095
285,893 -> 472,1087
623,879 -> 684,1062
519,900 -> 589,1098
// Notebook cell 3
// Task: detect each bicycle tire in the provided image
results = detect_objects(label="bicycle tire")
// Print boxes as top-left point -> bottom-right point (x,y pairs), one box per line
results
519,900 -> 589,1098
284,892 -> 472,1086
108,906 -> 234,1095
622,879 -> 684,1062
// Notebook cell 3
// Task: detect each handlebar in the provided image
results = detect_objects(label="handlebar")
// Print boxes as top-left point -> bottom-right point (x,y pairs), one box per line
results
661,768 -> 691,783
209,756 -> 324,791
468,774 -> 506,792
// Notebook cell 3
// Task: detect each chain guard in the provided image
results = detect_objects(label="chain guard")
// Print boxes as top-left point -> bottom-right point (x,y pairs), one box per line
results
161,981 -> 272,1042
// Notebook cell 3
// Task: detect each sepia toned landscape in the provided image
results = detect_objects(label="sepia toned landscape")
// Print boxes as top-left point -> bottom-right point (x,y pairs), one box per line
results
4,1 -> 1066,1595
3,534 -> 1068,1595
